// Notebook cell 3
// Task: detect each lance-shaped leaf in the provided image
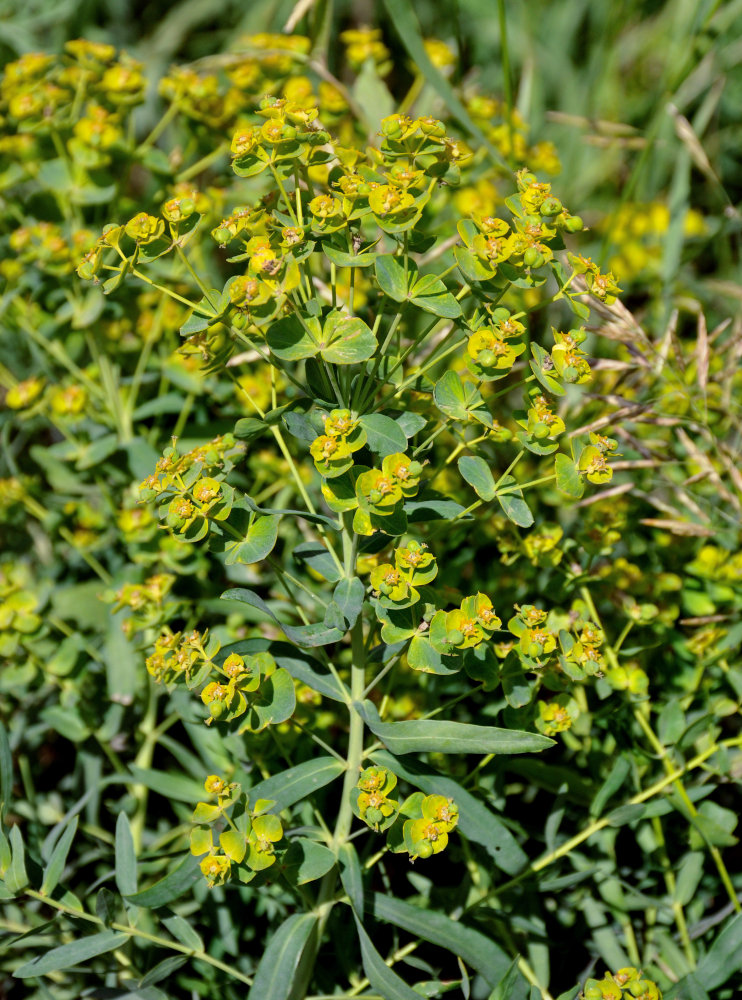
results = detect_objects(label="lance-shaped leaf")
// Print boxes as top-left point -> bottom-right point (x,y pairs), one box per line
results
371,893 -> 514,988
123,854 -> 201,909
14,930 -> 128,978
248,757 -> 345,811
357,700 -> 554,755
354,914 -> 422,1000
247,912 -> 318,1000
221,588 -> 345,648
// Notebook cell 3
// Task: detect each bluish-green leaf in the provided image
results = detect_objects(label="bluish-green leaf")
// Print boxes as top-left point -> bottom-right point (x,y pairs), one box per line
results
128,767 -> 203,804
124,854 -> 201,909
140,955 -> 189,987
0,722 -> 13,820
14,930 -> 128,978
280,838 -> 336,886
358,701 -> 553,755
247,912 -> 318,1000
6,824 -> 28,894
249,757 -> 345,811
373,894 -> 514,990
225,514 -> 280,565
458,456 -> 496,501
497,492 -> 534,528
375,254 -> 410,301
695,912 -> 742,988
221,588 -> 345,648
40,815 -> 78,896
332,576 -> 365,628
354,914 -> 421,1000
294,541 -> 342,583
359,413 -> 408,456
554,453 -> 584,498
162,911 -> 203,953
338,842 -> 364,914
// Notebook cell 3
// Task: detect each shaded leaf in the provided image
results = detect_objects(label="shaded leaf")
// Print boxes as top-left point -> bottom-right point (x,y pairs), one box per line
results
247,912 -> 318,1000
14,930 -> 128,978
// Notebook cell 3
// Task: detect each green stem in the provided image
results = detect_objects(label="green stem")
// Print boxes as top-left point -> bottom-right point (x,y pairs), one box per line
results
469,736 -> 742,910
26,889 -> 252,985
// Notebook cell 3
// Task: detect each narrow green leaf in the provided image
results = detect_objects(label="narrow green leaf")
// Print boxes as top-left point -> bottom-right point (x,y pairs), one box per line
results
127,767 -> 204,804
590,756 -> 631,818
696,912 -> 742,988
124,854 -> 201,909
338,842 -> 364,914
14,930 -> 128,978
247,912 -> 318,1000
7,825 -> 28,893
554,453 -> 585,498
40,815 -> 78,896
115,812 -> 137,896
674,852 -> 705,906
372,894 -> 513,989
140,955 -> 189,987
359,702 -> 553,755
221,588 -> 345,648
162,911 -> 204,953
248,757 -> 345,811
354,914 -> 421,1000
96,887 -> 117,926
664,973 -> 710,1000
458,456 -> 496,501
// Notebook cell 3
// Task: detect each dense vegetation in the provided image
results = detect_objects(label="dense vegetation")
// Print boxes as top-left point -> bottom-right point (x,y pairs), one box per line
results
1,2 -> 741,999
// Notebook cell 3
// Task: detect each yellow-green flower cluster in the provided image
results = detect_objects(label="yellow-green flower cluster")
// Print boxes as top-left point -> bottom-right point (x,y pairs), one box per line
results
584,967 -> 661,1000
145,627 -> 218,688
190,777 -> 284,887
578,432 -> 619,486
429,593 -> 502,653
370,539 -> 437,609
353,766 -> 399,832
401,793 -> 459,860
310,409 -> 367,478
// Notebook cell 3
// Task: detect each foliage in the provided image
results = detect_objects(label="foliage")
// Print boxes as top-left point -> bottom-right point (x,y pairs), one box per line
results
1,5 -> 741,1000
